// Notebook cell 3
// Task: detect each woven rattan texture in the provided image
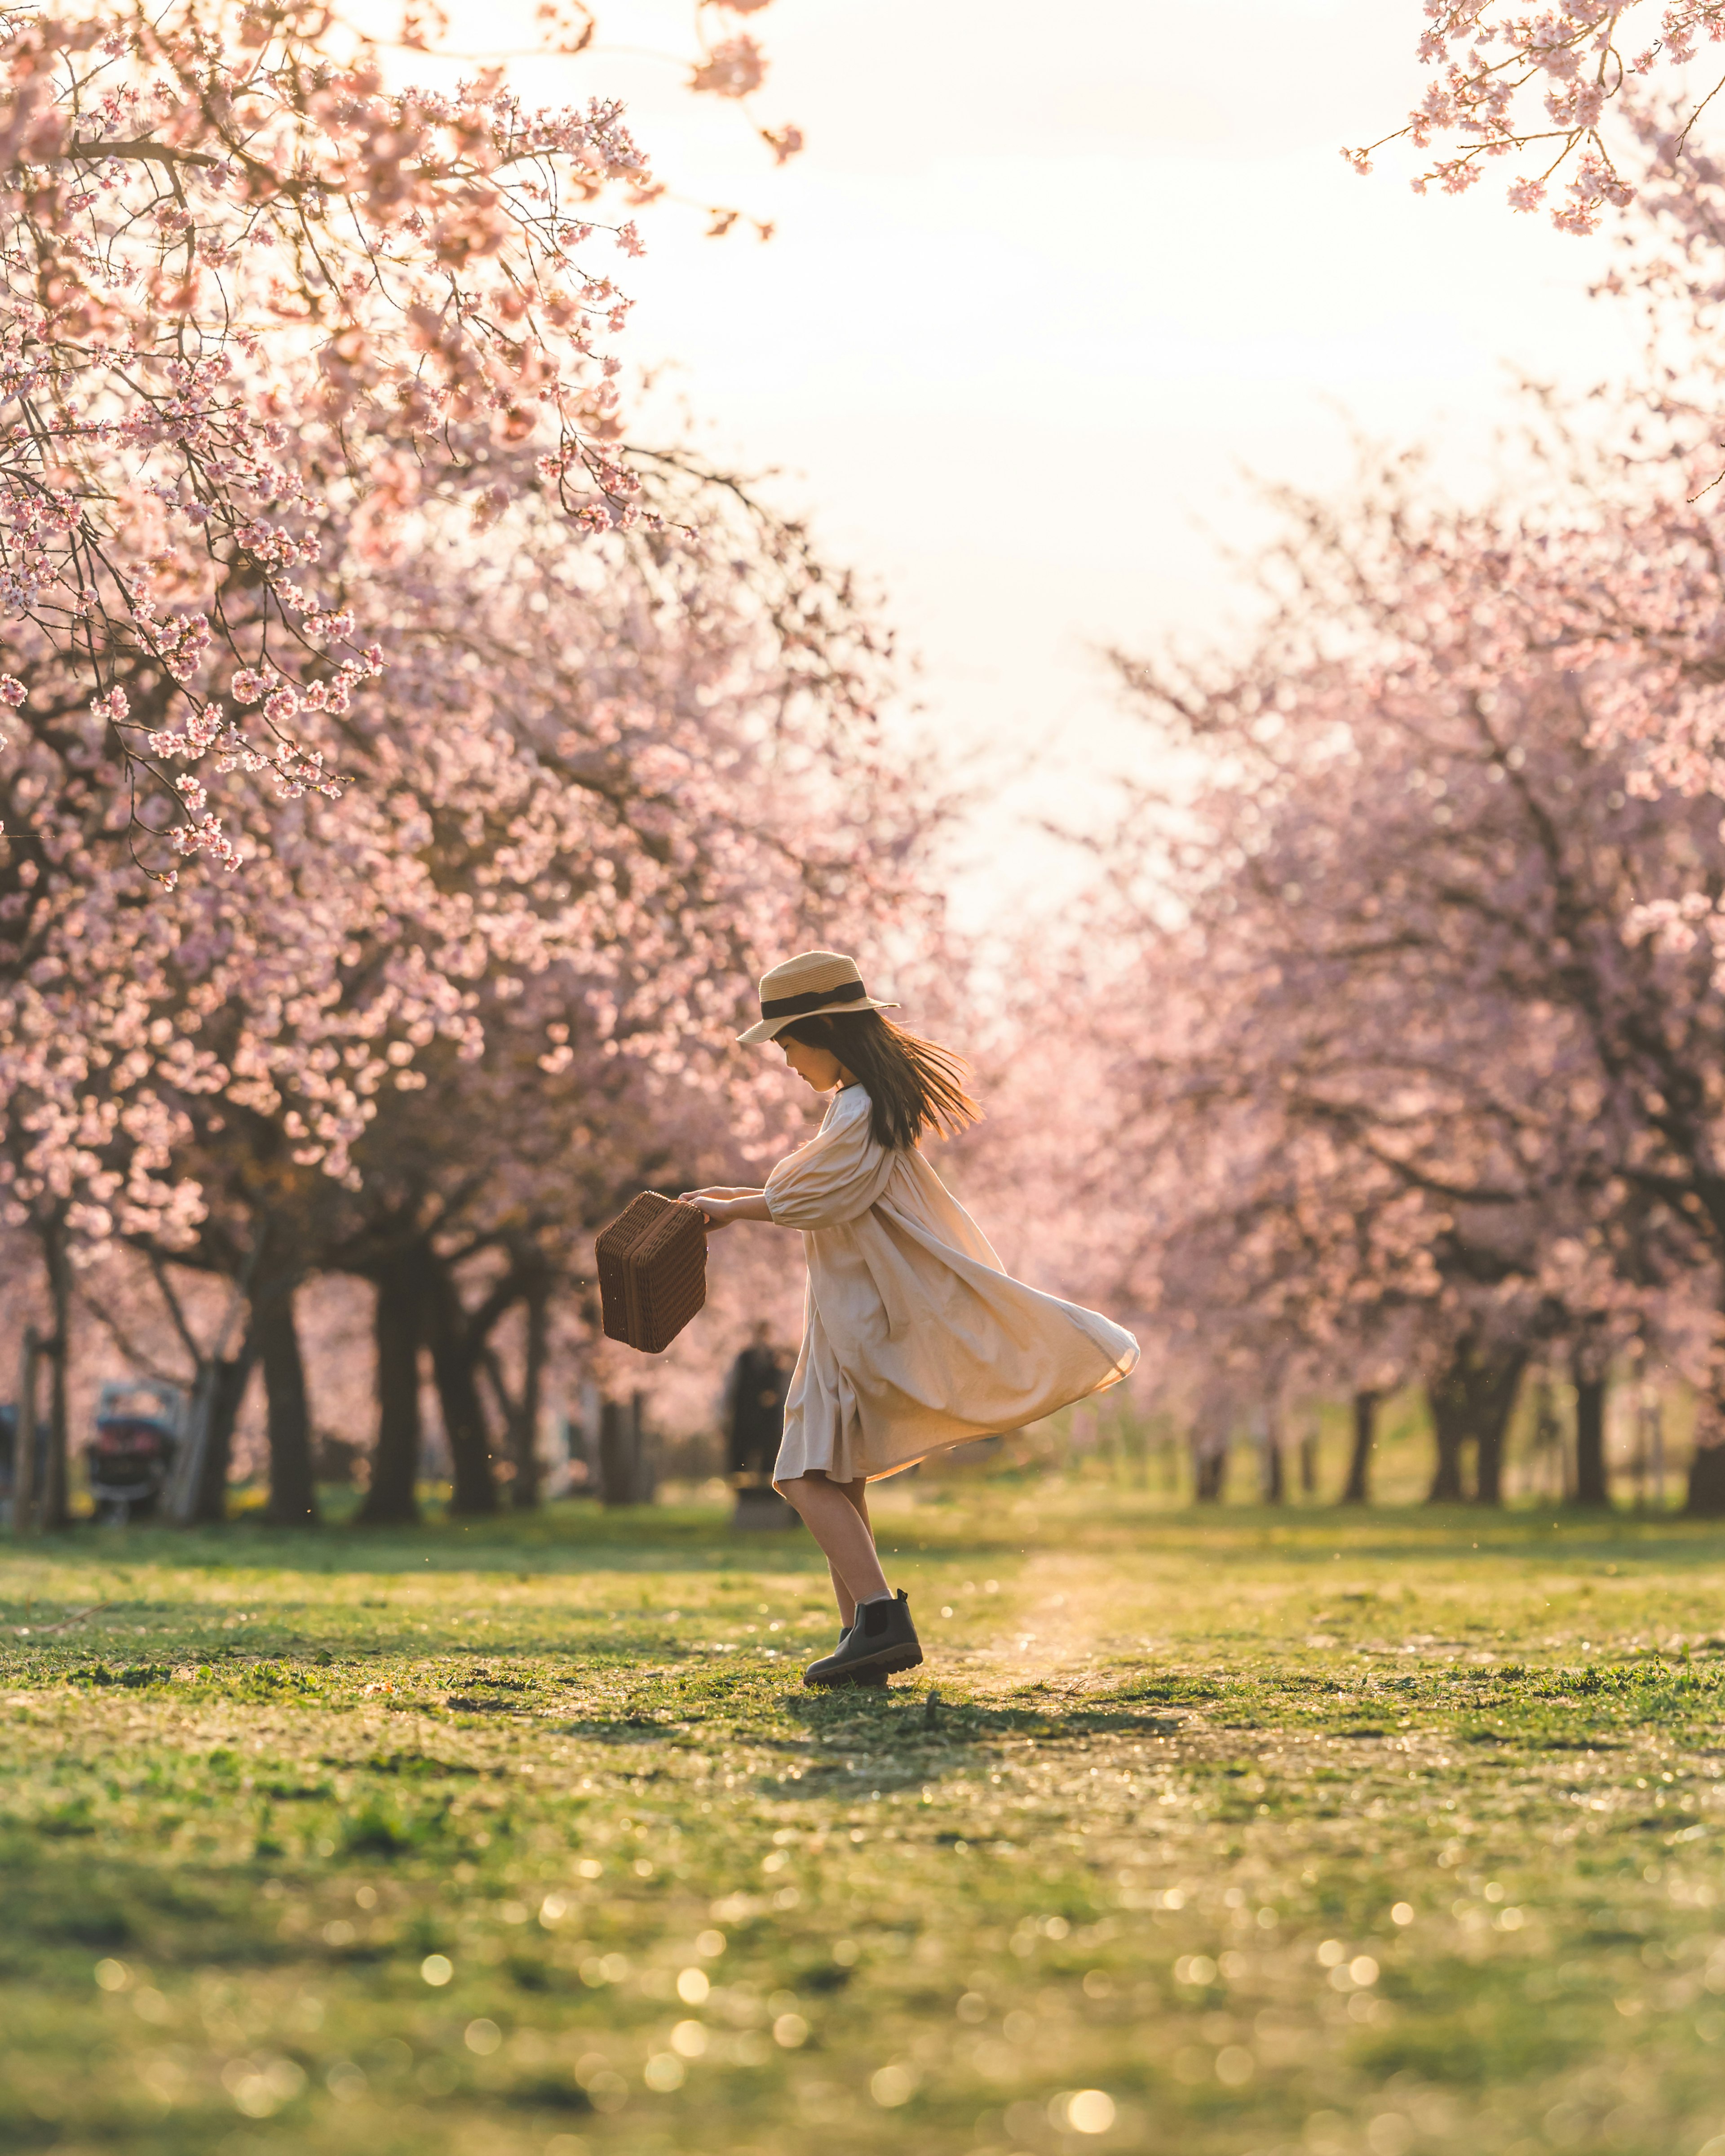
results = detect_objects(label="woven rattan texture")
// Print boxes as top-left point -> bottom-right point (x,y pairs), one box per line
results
595,1192 -> 708,1355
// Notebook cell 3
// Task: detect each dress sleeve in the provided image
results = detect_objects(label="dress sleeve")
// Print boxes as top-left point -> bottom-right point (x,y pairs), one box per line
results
764,1089 -> 896,1228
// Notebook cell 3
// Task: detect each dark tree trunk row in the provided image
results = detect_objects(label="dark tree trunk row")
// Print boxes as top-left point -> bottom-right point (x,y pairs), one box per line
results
190,1347 -> 257,1524
1181,1362 -> 1621,1514
516,1268 -> 548,1509
362,1249 -> 428,1526
1573,1372 -> 1609,1508
480,1259 -> 552,1510
358,1237 -> 535,1522
1262,1421 -> 1285,1503
1341,1390 -> 1376,1505
38,1217 -> 72,1531
9,1219 -> 548,1528
1429,1377 -> 1467,1503
600,1394 -> 651,1506
1426,1340 -> 1526,1505
1687,1361 -> 1725,1516
1190,1409 -> 1228,1501
1688,1440 -> 1725,1516
424,1259 -> 499,1516
255,1275 -> 318,1525
247,1234 -> 537,1527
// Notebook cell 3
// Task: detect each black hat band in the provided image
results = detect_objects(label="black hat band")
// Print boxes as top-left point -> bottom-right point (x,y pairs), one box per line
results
759,978 -> 870,1020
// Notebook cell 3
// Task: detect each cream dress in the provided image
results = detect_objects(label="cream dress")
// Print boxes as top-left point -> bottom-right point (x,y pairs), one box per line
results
766,1082 -> 1140,1486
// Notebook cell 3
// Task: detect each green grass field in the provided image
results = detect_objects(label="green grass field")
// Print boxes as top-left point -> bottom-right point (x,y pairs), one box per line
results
2,1479 -> 1724,2156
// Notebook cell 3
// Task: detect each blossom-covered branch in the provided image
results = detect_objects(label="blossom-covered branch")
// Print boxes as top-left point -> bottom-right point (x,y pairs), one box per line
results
0,0 -> 666,872
1351,3 -> 1725,233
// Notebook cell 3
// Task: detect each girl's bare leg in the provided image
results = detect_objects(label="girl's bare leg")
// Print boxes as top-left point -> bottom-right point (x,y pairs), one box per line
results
826,1479 -> 875,1625
776,1472 -> 887,1622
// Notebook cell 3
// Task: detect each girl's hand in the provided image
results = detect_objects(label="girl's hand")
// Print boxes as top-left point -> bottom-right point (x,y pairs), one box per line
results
680,1187 -> 740,1230
679,1187 -> 771,1230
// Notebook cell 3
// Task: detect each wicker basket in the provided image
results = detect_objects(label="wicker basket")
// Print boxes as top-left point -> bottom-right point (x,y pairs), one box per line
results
595,1193 -> 708,1355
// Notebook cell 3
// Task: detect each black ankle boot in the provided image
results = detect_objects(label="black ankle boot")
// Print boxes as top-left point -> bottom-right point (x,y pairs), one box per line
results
803,1591 -> 923,1688
813,1620 -> 884,1688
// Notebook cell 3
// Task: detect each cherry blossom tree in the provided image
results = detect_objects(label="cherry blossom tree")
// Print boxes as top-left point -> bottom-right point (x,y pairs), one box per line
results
49,459 -> 939,1520
323,518 -> 935,1523
0,0 -> 671,873
0,0 -> 933,1517
1092,456 -> 1725,1508
0,0 -> 806,883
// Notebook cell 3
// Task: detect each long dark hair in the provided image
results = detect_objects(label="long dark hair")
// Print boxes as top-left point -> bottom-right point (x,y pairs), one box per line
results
778,1008 -> 981,1151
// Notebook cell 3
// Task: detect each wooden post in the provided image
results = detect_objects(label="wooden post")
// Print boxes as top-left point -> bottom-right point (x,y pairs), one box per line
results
12,1326 -> 38,1536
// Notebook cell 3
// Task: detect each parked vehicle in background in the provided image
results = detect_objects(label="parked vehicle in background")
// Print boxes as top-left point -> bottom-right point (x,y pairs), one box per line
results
90,1381 -> 188,1524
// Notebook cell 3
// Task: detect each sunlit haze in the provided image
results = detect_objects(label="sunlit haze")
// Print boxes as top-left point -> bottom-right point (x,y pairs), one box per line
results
434,0 -> 1640,916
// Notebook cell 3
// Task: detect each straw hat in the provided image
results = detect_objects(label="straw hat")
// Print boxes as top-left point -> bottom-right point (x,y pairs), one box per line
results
736,948 -> 899,1045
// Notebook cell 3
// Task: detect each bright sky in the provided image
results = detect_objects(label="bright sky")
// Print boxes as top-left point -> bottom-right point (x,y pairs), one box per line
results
443,0 -> 1645,913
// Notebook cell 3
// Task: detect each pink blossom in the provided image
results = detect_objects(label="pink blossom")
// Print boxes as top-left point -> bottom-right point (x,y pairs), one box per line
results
0,0 -> 677,854
690,35 -> 767,98
1350,2 -> 1725,228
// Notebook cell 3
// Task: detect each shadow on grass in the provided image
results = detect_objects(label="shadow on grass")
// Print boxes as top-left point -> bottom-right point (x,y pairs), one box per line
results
706,1673 -> 1213,1795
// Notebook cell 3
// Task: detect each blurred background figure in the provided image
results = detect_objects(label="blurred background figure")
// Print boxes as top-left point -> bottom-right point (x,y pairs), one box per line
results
725,1322 -> 795,1530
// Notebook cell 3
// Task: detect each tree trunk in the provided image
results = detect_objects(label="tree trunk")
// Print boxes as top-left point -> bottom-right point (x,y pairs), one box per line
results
1475,1409 -> 1507,1505
1189,1414 -> 1227,1502
1686,1363 -> 1725,1515
360,1257 -> 424,1526
1573,1369 -> 1610,1509
1262,1406 -> 1285,1504
1341,1390 -> 1376,1504
255,1276 -> 318,1525
1299,1426 -> 1318,1496
1427,1341 -> 1526,1506
193,1347 -> 255,1525
512,1270 -> 548,1510
1471,1352 -> 1524,1506
425,1261 -> 498,1517
11,1326 -> 38,1536
38,1220 -> 72,1530
1427,1363 -> 1469,1501
1687,1438 -> 1725,1514
599,1395 -> 634,1505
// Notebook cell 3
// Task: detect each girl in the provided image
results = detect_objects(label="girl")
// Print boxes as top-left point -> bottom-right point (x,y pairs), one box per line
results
684,948 -> 1139,1688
